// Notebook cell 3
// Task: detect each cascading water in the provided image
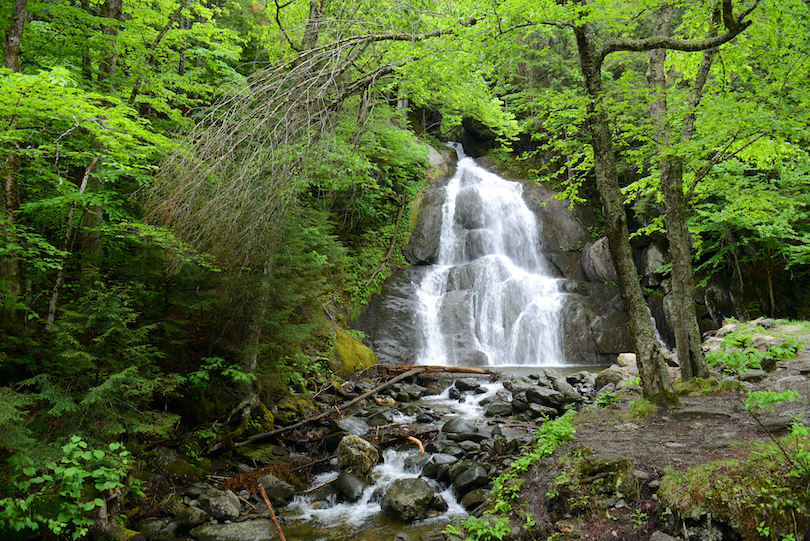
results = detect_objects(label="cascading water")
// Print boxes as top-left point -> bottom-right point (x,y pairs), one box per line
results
416,144 -> 564,367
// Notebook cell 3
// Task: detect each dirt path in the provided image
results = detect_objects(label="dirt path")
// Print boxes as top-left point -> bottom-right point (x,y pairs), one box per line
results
516,323 -> 810,540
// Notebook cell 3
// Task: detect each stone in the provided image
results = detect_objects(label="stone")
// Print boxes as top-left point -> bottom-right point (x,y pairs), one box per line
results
191,519 -> 276,541
380,478 -> 435,522
526,385 -> 565,408
552,376 -> 582,403
404,187 -> 446,265
197,489 -> 241,521
334,471 -> 366,501
139,517 -> 178,540
331,416 -> 369,436
460,488 -> 491,511
332,326 -> 378,378
649,532 -> 679,541
176,506 -> 209,531
617,353 -> 636,367
154,446 -> 207,484
454,378 -> 484,392
256,473 -> 295,507
453,465 -> 490,495
441,417 -> 479,434
422,453 -> 458,481
582,237 -> 618,283
336,434 -> 379,477
485,402 -> 513,417
595,366 -> 626,390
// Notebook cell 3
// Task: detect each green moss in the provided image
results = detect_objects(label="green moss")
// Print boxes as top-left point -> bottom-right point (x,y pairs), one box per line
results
331,326 -> 378,379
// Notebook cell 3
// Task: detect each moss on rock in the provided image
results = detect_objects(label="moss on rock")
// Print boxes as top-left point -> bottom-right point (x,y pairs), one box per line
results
332,326 -> 377,379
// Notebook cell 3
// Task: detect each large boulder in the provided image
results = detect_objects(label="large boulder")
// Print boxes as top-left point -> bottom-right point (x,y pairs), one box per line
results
256,473 -> 295,508
581,237 -> 618,284
380,478 -> 435,523
453,466 -> 490,495
336,435 -> 379,477
197,489 -> 241,521
332,326 -> 377,378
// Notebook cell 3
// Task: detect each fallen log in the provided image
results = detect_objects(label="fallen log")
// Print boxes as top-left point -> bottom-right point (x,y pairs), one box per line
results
234,367 -> 424,447
384,365 -> 500,376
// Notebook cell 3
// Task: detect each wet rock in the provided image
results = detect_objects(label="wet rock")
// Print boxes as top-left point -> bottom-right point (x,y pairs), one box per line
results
403,452 -> 432,473
422,453 -> 458,481
453,465 -> 490,495
331,416 -> 369,436
337,434 -> 379,477
525,403 -> 559,419
381,478 -> 435,522
485,402 -> 513,417
552,376 -> 582,403
198,489 -> 241,521
441,417 -> 479,434
526,385 -> 565,408
454,377 -> 484,392
139,517 -> 178,540
366,409 -> 395,427
404,187 -> 446,265
333,326 -> 378,378
460,488 -> 491,511
335,472 -> 366,501
191,519 -> 276,541
176,506 -> 209,531
256,473 -> 295,507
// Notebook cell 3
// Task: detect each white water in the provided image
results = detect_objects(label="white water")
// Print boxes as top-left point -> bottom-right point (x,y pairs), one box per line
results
415,144 -> 564,367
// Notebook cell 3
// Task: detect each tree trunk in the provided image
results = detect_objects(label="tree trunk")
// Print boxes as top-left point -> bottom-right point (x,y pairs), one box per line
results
98,0 -> 123,89
2,0 -> 28,320
573,21 -> 678,406
648,4 -> 712,380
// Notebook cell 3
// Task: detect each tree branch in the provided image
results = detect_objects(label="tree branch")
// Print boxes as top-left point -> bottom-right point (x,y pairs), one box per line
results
596,0 -> 759,67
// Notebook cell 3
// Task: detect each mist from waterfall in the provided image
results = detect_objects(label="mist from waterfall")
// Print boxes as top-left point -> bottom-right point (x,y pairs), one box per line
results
414,144 -> 564,367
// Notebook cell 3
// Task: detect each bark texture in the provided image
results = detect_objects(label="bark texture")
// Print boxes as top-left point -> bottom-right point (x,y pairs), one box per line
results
573,20 -> 678,406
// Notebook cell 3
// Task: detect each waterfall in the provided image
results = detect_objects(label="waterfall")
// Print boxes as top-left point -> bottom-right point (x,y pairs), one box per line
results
415,144 -> 564,367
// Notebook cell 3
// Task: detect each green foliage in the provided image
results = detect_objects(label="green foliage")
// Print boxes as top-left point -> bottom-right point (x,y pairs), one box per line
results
188,357 -> 257,391
593,391 -> 618,408
0,436 -> 136,540
627,398 -> 658,419
0,386 -> 35,452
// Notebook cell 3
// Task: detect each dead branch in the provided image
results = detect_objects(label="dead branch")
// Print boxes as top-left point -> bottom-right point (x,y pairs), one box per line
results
258,484 -> 286,541
234,367 -> 424,447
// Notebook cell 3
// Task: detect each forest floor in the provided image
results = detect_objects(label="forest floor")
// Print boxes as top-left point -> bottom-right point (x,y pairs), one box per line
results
513,322 -> 810,540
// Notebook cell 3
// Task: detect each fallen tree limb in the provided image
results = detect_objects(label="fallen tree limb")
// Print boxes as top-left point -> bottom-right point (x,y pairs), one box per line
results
234,367 -> 424,447
384,365 -> 500,376
258,484 -> 287,541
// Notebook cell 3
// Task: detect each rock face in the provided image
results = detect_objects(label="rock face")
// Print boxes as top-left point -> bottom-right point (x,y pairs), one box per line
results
354,161 -> 635,366
332,326 -> 377,378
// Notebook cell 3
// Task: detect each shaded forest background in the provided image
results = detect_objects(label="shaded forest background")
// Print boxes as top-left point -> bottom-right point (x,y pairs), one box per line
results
2,0 -> 810,537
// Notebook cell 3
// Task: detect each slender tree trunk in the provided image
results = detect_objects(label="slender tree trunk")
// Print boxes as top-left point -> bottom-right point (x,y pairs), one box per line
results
98,0 -> 123,89
2,0 -> 28,319
648,4 -> 710,380
573,21 -> 678,406
46,158 -> 98,329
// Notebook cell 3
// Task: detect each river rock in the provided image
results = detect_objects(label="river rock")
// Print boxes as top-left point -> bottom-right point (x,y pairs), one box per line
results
442,417 -> 479,434
197,489 -> 241,521
454,378 -> 484,392
191,519 -> 276,541
552,376 -> 583,403
460,488 -> 491,511
336,434 -> 379,477
381,478 -> 435,522
176,506 -> 209,531
139,517 -> 178,540
331,416 -> 369,436
526,385 -> 565,408
485,402 -> 513,417
422,453 -> 458,481
335,471 -> 366,501
525,403 -> 559,420
256,473 -> 295,507
595,366 -> 627,390
453,465 -> 490,495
